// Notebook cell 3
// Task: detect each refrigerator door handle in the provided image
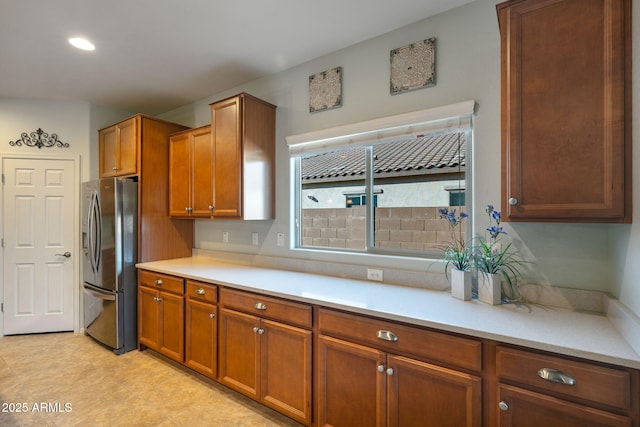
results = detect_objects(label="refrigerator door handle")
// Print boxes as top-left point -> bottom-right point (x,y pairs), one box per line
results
88,191 -> 102,274
84,285 -> 116,301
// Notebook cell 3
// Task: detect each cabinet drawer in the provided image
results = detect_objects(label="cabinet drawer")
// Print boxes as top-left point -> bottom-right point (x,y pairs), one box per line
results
318,308 -> 482,372
219,287 -> 312,329
496,346 -> 632,410
186,280 -> 217,303
138,269 -> 184,295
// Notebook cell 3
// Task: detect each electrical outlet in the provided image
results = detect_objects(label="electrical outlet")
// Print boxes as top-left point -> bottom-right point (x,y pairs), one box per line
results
276,233 -> 285,247
252,232 -> 259,246
222,231 -> 229,243
367,269 -> 383,282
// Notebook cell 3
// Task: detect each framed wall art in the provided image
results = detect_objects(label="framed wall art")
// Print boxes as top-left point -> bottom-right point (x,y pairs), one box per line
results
309,66 -> 342,113
390,37 -> 436,95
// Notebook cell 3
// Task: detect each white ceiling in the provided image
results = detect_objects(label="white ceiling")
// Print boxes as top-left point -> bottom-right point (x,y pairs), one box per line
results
0,0 -> 474,115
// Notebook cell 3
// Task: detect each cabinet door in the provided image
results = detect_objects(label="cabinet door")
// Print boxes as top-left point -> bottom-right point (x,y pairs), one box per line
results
497,384 -> 631,427
387,355 -> 481,427
499,0 -> 629,222
99,125 -> 118,178
191,127 -> 214,217
211,96 -> 242,218
116,117 -> 138,176
317,335 -> 386,427
185,299 -> 217,378
261,319 -> 312,425
169,132 -> 192,217
218,308 -> 260,399
159,291 -> 184,362
138,286 -> 160,350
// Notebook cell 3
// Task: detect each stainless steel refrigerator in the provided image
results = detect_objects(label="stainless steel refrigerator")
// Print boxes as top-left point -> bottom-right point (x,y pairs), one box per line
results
82,178 -> 138,354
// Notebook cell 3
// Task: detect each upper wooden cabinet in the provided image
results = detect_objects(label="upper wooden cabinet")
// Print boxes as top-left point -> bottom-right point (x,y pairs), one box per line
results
498,0 -> 632,223
169,125 -> 214,218
98,114 -> 193,262
99,116 -> 138,177
209,93 -> 276,220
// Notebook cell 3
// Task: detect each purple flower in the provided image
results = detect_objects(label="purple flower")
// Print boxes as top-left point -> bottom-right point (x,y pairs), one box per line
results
460,212 -> 469,219
487,225 -> 507,239
438,208 -> 449,218
491,210 -> 501,222
485,205 -> 494,214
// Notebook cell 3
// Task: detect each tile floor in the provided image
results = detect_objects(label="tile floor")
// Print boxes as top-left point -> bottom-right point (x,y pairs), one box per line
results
0,332 -> 304,426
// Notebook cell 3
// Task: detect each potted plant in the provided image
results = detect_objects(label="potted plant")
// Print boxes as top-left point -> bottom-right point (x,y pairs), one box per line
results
473,205 -> 527,304
438,207 -> 472,300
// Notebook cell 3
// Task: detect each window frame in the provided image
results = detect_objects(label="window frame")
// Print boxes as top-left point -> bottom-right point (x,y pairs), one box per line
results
288,101 -> 475,259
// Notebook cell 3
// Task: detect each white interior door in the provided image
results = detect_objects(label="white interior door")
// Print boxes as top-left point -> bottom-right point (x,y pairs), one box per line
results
3,156 -> 76,334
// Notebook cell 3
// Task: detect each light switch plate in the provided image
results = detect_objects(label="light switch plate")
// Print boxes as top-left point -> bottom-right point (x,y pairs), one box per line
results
252,232 -> 259,246
222,231 -> 229,243
276,233 -> 285,247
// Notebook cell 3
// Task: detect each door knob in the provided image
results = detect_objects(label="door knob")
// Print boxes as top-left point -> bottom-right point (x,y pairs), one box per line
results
55,251 -> 71,258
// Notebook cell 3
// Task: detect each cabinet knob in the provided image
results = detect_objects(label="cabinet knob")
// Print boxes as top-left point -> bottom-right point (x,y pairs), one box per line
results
209,313 -> 215,319
196,288 -> 205,295
209,205 -> 214,211
386,368 -> 394,376
253,327 -> 259,333
498,401 -> 509,411
258,328 -> 265,335
254,302 -> 267,310
154,279 -> 163,285
508,197 -> 518,206
112,167 -> 118,171
377,365 -> 385,373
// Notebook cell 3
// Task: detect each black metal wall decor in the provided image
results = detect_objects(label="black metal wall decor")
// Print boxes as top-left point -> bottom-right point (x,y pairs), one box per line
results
9,128 -> 70,149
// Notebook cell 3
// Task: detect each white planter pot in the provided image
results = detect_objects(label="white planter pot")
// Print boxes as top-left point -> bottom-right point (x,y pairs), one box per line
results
450,269 -> 472,301
478,272 -> 503,305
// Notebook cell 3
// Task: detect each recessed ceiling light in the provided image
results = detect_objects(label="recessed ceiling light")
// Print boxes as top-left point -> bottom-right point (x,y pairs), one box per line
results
68,37 -> 95,51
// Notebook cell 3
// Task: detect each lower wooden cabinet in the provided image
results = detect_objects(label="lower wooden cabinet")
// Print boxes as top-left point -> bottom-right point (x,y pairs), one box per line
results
497,384 -> 631,427
138,270 -> 185,363
136,268 -> 639,427
317,334 -> 482,427
218,305 -> 313,425
185,280 -> 218,378
494,345 -> 637,427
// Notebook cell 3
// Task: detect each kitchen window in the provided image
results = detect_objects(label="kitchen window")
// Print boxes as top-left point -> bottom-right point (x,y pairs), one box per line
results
287,101 -> 474,258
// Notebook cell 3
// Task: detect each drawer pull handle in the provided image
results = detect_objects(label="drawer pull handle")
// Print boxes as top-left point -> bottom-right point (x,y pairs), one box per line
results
154,279 -> 163,286
196,288 -> 205,295
376,330 -> 398,342
254,302 -> 267,310
537,368 -> 576,386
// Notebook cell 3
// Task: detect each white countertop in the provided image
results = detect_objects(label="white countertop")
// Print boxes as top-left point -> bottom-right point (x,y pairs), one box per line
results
136,256 -> 640,369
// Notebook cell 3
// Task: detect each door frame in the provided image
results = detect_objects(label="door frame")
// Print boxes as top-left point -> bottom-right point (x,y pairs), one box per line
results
0,153 -> 81,336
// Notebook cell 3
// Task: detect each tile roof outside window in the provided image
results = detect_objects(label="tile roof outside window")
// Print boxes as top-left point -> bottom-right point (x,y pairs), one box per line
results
301,132 -> 466,183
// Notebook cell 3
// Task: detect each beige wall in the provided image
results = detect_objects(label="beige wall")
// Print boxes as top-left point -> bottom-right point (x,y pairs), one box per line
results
159,0 -> 639,318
